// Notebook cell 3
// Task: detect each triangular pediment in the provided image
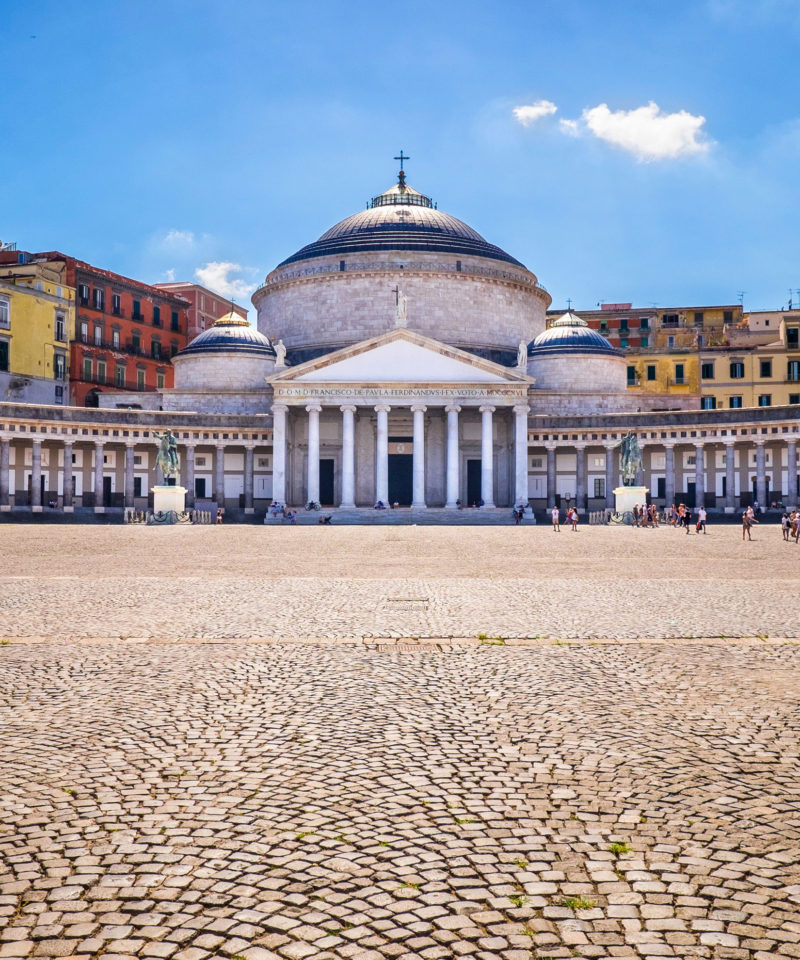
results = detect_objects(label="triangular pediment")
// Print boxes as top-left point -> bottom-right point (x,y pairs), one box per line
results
269,329 -> 530,385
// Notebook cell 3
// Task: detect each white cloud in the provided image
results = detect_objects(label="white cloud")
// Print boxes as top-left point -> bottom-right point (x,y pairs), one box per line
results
161,229 -> 195,248
164,268 -> 175,282
558,118 -> 581,137
513,100 -> 558,126
579,101 -> 711,161
194,261 -> 255,300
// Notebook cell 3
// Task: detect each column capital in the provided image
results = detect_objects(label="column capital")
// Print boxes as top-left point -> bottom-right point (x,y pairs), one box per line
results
479,404 -> 496,414
722,438 -> 736,446
374,403 -> 391,413
574,441 -> 587,451
754,437 -> 767,446
244,441 -> 256,451
444,404 -> 461,414
339,403 -> 357,414
693,440 -> 705,449
183,439 -> 197,449
305,402 -> 322,414
31,437 -> 43,447
124,440 -> 136,448
410,404 -> 427,414
513,403 -> 530,416
544,441 -> 558,451
271,402 -> 289,415
604,442 -> 618,451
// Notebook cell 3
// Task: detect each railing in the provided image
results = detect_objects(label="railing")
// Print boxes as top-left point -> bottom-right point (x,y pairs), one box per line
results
670,377 -> 688,385
78,375 -> 158,393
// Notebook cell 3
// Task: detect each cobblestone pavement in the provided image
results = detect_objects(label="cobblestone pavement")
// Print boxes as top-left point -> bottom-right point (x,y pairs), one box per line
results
0,526 -> 798,640
1,642 -> 799,960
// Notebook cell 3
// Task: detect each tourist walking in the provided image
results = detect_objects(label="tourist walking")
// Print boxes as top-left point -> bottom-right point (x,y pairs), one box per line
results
570,506 -> 579,531
551,505 -> 560,531
781,512 -> 790,541
742,509 -> 757,541
696,506 -> 707,534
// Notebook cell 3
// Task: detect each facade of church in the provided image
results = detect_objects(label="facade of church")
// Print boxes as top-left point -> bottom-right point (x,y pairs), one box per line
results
0,170 -> 798,516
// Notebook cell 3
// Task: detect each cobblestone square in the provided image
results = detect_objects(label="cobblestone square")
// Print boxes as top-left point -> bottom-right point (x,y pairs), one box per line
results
1,526 -> 798,959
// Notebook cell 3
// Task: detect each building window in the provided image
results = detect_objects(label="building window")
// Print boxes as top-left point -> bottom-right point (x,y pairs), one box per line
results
787,360 -> 800,382
157,371 -> 165,390
701,396 -> 716,410
137,369 -> 146,390
0,297 -> 9,329
78,284 -> 89,305
662,313 -> 679,327
94,325 -> 103,345
112,329 -> 120,348
729,395 -> 742,408
674,363 -> 685,385
171,311 -> 179,331
640,336 -> 648,347
92,288 -> 104,310
730,361 -> 745,378
758,394 -> 771,406
80,321 -> 89,343
723,310 -> 733,323
112,293 -> 121,315
151,340 -> 162,360
787,327 -> 799,348
593,478 -> 605,498
132,299 -> 142,320
639,317 -> 649,329
153,306 -> 161,327
83,356 -> 92,380
55,385 -> 64,403
701,362 -> 714,379
171,341 -> 179,357
619,318 -> 629,331
667,335 -> 675,348
115,365 -> 126,387
0,340 -> 9,372
646,364 -> 656,381
626,365 -> 637,386
789,394 -> 800,405
131,331 -> 141,353
693,311 -> 704,326
339,259 -> 346,272
54,354 -> 66,380
133,477 -> 142,497
620,337 -> 628,348
55,313 -> 66,341
760,359 -> 772,377
97,360 -> 106,384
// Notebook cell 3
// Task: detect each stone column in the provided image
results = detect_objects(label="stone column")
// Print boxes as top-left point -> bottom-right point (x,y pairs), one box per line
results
31,440 -> 43,512
513,404 -> 529,507
215,443 -> 226,508
411,404 -> 427,508
93,440 -> 105,513
479,405 -> 495,508
244,444 -> 255,514
604,443 -> 616,509
305,403 -> 322,506
575,442 -> 587,510
444,405 -> 460,508
694,442 -> 705,509
635,441 -> 646,488
62,441 -> 74,512
755,440 -> 767,508
786,437 -> 798,510
124,443 -> 135,509
271,403 -> 288,505
340,405 -> 356,508
664,443 -> 675,507
546,443 -> 557,509
184,444 -> 195,509
724,441 -> 736,512
375,404 -> 390,505
1,438 -> 11,510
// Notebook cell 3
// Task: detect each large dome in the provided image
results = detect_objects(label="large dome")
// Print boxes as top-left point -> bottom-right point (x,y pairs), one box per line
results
528,310 -> 622,358
278,178 -> 524,268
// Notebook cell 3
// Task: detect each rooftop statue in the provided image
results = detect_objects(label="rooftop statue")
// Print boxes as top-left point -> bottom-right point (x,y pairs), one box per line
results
394,290 -> 408,328
517,340 -> 527,371
274,339 -> 287,368
153,429 -> 180,482
617,430 -> 644,486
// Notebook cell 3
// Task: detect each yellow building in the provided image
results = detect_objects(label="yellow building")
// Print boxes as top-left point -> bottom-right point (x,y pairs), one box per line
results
0,254 -> 73,404
624,347 -> 701,400
699,310 -> 800,409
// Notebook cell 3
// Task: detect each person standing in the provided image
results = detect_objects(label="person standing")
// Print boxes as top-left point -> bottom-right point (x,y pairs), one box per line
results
742,509 -> 758,541
697,505 -> 707,534
781,512 -> 790,541
571,506 -> 579,531
551,505 -> 560,532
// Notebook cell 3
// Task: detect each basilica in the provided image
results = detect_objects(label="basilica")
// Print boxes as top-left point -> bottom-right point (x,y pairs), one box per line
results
0,167 -> 797,516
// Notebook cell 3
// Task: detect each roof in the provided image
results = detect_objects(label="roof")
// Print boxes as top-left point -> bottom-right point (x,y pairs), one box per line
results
528,310 -> 623,359
176,311 -> 275,358
277,178 -> 525,268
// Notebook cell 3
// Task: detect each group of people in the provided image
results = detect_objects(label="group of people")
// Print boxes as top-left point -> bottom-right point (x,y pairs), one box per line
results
551,506 -> 580,531
780,511 -> 800,542
267,502 -> 297,524
664,503 -> 707,534
634,503 -> 661,527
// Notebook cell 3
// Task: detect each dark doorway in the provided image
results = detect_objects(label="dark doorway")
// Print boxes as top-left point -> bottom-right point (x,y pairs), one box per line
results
657,477 -> 666,499
388,454 -> 412,505
103,476 -> 112,506
686,480 -> 696,507
467,459 -> 482,506
85,389 -> 100,408
751,477 -> 770,505
319,458 -> 335,506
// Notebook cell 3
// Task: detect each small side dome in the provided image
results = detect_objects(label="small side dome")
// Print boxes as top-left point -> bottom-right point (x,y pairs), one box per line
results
177,311 -> 276,358
527,310 -> 622,358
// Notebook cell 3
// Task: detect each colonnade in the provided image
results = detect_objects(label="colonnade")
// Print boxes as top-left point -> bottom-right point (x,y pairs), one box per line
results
271,402 -> 531,509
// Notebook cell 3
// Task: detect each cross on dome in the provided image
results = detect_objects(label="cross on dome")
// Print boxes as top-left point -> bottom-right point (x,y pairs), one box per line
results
394,150 -> 410,185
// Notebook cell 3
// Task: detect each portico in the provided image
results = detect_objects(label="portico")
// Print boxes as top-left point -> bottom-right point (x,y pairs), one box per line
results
269,328 -> 532,509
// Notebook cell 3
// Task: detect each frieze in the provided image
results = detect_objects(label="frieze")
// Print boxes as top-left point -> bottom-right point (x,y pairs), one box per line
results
273,385 -> 526,404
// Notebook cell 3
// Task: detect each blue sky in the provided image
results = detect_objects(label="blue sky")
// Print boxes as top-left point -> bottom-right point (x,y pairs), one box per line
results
2,0 -> 799,314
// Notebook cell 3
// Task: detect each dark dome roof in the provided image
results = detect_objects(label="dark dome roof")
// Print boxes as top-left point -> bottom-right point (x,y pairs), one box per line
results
278,177 -> 525,268
177,314 -> 276,358
528,311 -> 622,358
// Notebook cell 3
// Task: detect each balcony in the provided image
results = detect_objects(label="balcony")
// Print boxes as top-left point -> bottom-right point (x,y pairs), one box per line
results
670,377 -> 688,386
78,373 -> 157,392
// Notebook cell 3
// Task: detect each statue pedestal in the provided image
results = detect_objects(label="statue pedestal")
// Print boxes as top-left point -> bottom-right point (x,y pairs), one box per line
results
152,485 -> 187,516
614,485 -> 649,514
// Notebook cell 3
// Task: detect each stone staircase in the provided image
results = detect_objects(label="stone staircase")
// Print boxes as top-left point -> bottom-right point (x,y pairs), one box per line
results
264,507 -> 538,526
